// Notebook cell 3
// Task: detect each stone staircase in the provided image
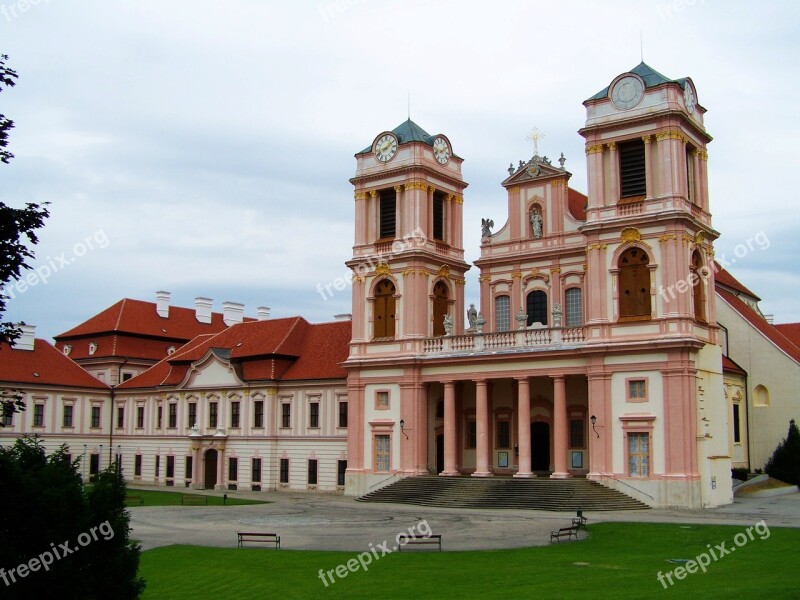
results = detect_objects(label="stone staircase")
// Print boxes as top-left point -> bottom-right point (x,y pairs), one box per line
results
357,476 -> 649,511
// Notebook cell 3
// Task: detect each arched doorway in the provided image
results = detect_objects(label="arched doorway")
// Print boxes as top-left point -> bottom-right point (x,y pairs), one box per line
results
618,247 -> 651,319
204,448 -> 218,489
373,279 -> 396,339
432,281 -> 449,336
531,422 -> 550,472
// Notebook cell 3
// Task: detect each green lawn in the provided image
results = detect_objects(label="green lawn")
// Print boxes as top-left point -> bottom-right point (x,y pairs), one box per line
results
125,488 -> 268,507
138,522 -> 798,599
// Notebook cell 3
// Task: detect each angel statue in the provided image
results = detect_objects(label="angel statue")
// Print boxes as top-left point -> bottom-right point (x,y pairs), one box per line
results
481,218 -> 494,239
443,314 -> 454,336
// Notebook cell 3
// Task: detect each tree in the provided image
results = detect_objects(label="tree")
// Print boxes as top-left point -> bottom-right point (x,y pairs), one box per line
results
0,436 -> 145,598
0,54 -> 50,425
764,419 -> 800,487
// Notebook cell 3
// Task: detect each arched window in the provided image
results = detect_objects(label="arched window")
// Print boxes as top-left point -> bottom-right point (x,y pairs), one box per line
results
432,281 -> 449,337
618,247 -> 651,320
565,288 -> 583,327
373,279 -> 396,339
526,290 -> 548,326
691,250 -> 706,322
495,295 -> 510,332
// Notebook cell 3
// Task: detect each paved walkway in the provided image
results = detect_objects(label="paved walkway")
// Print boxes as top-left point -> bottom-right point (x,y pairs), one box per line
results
129,487 -> 800,552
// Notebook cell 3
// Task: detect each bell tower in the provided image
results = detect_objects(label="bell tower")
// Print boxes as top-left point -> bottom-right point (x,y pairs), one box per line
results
347,119 -> 470,349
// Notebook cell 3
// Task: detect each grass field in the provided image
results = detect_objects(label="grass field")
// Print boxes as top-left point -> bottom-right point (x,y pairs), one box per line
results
125,488 -> 268,507
138,522 -> 799,599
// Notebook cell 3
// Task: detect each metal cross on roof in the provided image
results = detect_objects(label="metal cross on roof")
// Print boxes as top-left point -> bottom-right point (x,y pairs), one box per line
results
526,127 -> 545,157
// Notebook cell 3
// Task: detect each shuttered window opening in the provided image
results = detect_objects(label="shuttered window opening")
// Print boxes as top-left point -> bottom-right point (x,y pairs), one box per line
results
379,189 -> 396,239
619,140 -> 646,198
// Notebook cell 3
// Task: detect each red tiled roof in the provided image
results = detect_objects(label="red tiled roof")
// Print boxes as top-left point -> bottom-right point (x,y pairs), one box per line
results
722,355 -> 746,375
567,188 -> 587,221
118,318 -> 351,389
774,323 -> 800,349
0,340 -> 110,389
713,264 -> 760,301
716,287 -> 800,364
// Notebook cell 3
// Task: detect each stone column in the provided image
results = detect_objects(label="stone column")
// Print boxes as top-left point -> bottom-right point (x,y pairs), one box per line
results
472,379 -> 493,477
642,135 -> 652,199
550,375 -> 570,478
415,382 -> 428,475
607,142 -> 619,202
441,381 -> 458,476
514,377 -> 533,478
216,446 -> 226,490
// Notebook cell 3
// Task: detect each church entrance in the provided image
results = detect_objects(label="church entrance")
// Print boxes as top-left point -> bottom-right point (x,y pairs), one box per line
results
436,434 -> 444,474
531,422 -> 550,472
204,449 -> 218,489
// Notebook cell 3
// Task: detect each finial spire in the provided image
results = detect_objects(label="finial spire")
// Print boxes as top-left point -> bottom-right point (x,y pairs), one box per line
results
526,127 -> 544,157
640,31 -> 644,62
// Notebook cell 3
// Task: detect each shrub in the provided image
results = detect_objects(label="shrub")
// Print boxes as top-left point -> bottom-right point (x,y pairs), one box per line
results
764,419 -> 800,486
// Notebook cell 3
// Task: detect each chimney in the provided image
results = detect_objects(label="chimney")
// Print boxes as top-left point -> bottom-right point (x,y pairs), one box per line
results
334,313 -> 352,322
222,301 -> 245,326
257,306 -> 271,321
195,297 -> 213,324
155,290 -> 171,318
12,324 -> 36,351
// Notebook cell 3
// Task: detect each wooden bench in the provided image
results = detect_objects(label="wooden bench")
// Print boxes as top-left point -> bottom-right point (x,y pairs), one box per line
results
398,534 -> 442,552
549,526 -> 579,543
572,515 -> 588,529
125,496 -> 144,506
237,532 -> 281,549
181,495 -> 208,506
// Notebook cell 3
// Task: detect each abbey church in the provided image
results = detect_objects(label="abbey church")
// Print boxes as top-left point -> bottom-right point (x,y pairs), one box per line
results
3,62 -> 798,509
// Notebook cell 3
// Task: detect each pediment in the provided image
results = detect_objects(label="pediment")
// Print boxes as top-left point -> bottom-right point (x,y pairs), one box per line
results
502,155 -> 569,187
180,348 -> 243,389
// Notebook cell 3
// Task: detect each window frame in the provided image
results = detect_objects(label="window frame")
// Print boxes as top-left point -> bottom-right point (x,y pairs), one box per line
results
307,459 -> 318,485
495,294 -> 511,332
565,287 -> 583,327
309,401 -> 320,428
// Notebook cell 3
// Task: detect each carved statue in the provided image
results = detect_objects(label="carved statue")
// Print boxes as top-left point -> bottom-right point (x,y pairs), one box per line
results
443,314 -> 454,336
481,218 -> 494,239
516,308 -> 528,330
467,303 -> 478,329
476,312 -> 486,334
552,302 -> 563,328
530,208 -> 543,239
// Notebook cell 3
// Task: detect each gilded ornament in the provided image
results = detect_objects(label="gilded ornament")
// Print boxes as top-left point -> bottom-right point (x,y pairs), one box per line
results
620,227 -> 642,243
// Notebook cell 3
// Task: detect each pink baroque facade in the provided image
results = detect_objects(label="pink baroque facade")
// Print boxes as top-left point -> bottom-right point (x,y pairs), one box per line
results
343,63 -> 732,508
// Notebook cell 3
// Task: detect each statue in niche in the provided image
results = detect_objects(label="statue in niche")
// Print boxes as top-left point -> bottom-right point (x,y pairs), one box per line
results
467,303 -> 478,329
530,207 -> 543,239
443,314 -> 454,336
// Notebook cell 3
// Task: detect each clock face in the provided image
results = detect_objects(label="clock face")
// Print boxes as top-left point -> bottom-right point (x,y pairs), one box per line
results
374,133 -> 398,162
611,75 -> 644,110
684,83 -> 696,114
432,136 -> 450,164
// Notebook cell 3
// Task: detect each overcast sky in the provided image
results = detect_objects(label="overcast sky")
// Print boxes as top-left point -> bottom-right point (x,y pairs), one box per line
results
2,0 -> 798,341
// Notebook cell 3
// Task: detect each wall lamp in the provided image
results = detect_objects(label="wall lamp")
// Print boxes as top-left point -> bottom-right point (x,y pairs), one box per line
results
590,415 -> 599,438
399,419 -> 409,439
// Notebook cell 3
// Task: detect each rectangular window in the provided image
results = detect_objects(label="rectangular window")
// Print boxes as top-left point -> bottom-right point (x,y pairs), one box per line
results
185,456 -> 193,480
188,402 -> 197,428
686,147 -> 695,203
495,295 -> 510,332
91,406 -> 101,429
628,379 -> 647,402
254,400 -> 264,428
157,405 -> 163,429
168,403 -> 177,428
1,406 -> 13,427
619,139 -> 646,198
433,191 -> 445,241
33,403 -> 45,427
117,406 -> 125,429
281,403 -> 291,428
376,391 -> 389,409
228,457 -> 238,482
155,455 -> 160,477
466,420 -> 476,449
307,459 -> 318,485
90,453 -> 100,476
375,434 -> 391,472
496,420 -> 510,449
337,460 -> 347,486
251,458 -> 262,483
627,432 -> 650,477
121,372 -> 133,382
134,454 -> 142,477
309,402 -> 319,428
565,288 -> 583,327
136,406 -> 145,429
166,455 -> 175,479
379,189 -> 396,239
279,458 -> 289,484
63,405 -> 74,428
733,404 -> 741,444
209,402 -> 218,429
570,419 -> 585,448
231,401 -> 240,428
338,401 -> 348,428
